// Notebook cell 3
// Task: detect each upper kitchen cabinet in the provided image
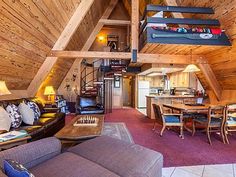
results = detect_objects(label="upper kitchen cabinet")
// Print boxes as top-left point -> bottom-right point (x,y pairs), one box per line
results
170,72 -> 197,88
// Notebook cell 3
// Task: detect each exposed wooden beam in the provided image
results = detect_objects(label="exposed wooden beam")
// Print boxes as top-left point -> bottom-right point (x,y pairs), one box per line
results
198,63 -> 222,101
50,50 -> 132,59
49,50 -> 206,64
131,0 -> 139,62
27,0 -> 94,96
99,19 -> 130,26
58,0 -> 118,93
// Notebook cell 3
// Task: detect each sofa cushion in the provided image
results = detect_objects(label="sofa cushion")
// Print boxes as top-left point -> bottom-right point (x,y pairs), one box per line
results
26,101 -> 41,120
6,104 -> 22,128
30,152 -> 119,177
36,118 -> 57,127
3,159 -> 34,177
69,136 -> 163,177
18,103 -> 34,125
0,137 -> 61,169
40,113 -> 64,121
0,107 -> 11,131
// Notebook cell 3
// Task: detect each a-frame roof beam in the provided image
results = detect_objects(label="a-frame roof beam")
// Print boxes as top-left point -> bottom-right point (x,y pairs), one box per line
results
27,0 -> 94,96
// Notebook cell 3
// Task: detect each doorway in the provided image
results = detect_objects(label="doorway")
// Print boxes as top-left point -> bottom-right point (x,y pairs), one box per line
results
123,76 -> 133,107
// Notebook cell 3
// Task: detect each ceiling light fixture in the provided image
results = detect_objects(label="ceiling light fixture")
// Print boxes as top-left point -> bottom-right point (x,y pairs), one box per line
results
147,72 -> 163,77
183,49 -> 200,72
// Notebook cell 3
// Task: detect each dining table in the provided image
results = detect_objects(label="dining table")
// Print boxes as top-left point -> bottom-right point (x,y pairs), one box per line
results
163,103 -> 211,133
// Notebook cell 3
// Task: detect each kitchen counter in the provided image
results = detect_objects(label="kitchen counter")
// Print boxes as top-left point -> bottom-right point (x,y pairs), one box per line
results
146,95 -> 203,119
146,95 -> 200,98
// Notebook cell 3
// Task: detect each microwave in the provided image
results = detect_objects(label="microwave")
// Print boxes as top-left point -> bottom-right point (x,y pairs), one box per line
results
149,88 -> 158,94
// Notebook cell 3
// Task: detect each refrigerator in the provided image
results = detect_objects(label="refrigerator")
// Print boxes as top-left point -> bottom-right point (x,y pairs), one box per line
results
138,81 -> 150,108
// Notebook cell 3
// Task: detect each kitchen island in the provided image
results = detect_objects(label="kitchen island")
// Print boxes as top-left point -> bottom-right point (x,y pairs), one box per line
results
146,95 -> 203,119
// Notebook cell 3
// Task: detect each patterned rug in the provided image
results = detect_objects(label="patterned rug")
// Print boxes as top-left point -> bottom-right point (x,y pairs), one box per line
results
102,122 -> 134,143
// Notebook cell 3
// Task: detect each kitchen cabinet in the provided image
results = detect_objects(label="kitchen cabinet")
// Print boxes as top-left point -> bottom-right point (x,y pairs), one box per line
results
170,72 -> 197,88
138,76 -> 163,87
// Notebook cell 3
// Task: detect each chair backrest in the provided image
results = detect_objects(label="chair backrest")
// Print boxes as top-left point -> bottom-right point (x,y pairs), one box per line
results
225,103 -> 236,123
225,103 -> 236,115
152,104 -> 165,124
207,105 -> 225,125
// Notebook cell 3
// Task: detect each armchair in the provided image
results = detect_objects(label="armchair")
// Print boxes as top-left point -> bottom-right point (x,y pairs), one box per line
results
75,96 -> 104,115
152,104 -> 184,139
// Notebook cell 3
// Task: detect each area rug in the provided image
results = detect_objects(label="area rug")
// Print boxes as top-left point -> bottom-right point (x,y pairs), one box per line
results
102,122 -> 134,143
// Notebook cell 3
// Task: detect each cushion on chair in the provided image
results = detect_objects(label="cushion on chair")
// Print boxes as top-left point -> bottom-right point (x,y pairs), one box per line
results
194,117 -> 222,125
164,115 -> 180,123
227,117 -> 236,126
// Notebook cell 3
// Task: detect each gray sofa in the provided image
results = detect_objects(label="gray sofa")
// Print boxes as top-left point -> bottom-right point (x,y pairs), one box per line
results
0,136 -> 163,177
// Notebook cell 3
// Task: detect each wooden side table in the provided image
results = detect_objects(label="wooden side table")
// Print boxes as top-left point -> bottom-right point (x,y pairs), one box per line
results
0,136 -> 31,151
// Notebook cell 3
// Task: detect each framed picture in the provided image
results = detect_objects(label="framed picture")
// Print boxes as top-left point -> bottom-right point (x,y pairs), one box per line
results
114,76 -> 120,88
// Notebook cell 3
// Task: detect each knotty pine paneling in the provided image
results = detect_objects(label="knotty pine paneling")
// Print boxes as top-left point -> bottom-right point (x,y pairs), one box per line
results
0,0 -> 81,90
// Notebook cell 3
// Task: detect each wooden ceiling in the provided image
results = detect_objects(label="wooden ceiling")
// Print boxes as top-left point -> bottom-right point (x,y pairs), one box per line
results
0,0 -> 81,90
0,0 -> 110,90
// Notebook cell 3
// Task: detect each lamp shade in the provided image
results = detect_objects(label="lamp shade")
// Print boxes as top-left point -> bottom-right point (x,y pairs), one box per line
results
183,64 -> 200,72
0,81 -> 11,95
44,86 -> 55,95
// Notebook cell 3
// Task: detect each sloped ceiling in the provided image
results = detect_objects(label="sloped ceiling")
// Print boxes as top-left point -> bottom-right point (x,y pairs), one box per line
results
0,0 -> 82,90
0,0 -> 110,91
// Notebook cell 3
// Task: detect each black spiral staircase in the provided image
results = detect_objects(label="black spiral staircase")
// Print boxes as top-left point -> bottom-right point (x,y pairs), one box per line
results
80,58 -> 129,112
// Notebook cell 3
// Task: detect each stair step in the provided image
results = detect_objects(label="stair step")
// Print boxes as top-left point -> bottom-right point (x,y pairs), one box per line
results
104,77 -> 114,80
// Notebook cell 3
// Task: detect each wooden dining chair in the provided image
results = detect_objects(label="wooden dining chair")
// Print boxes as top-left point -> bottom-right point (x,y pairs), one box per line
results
152,104 -> 184,139
192,106 -> 226,145
224,103 -> 236,144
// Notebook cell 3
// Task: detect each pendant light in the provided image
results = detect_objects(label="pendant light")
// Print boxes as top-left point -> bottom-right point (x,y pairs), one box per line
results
183,49 -> 200,72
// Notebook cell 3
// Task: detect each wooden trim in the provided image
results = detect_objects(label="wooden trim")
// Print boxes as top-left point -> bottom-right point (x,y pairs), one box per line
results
99,19 -> 130,26
198,63 -> 222,100
27,0 -> 94,96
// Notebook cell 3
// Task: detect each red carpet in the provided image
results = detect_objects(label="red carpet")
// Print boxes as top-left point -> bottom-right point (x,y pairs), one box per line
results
66,108 -> 236,167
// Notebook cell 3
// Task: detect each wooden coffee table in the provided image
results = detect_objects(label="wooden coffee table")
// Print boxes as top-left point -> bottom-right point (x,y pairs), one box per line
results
55,114 -> 104,144
0,136 -> 31,151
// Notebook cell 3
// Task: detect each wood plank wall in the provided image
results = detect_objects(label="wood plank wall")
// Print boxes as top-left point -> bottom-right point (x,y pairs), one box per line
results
0,0 -> 81,90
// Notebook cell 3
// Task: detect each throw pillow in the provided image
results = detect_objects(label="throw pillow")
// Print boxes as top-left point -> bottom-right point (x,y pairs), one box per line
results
18,103 -> 34,125
6,104 -> 22,128
0,107 -> 11,131
26,101 -> 41,120
3,159 -> 34,177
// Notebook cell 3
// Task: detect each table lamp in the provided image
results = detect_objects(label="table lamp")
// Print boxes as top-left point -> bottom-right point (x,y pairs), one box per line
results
44,86 -> 55,103
0,81 -> 11,95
